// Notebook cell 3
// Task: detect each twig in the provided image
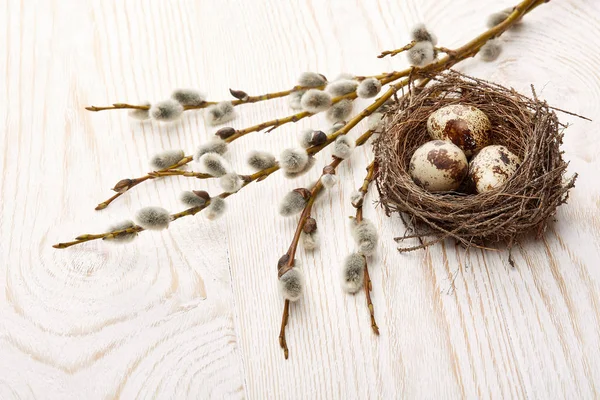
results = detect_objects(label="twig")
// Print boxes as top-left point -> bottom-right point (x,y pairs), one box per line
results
53,203 -> 206,248
377,41 -> 417,58
146,169 -> 213,178
278,300 -> 290,359
85,86 -> 323,112
95,155 -> 194,210
354,161 -> 380,335
85,69 -> 410,113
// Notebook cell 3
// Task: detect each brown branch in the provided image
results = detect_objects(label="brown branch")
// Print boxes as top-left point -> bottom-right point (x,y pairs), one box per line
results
85,86 -> 324,112
53,203 -> 206,248
84,69 -> 410,113
277,129 -> 376,358
354,161 -> 379,335
95,155 -> 194,210
278,300 -> 291,359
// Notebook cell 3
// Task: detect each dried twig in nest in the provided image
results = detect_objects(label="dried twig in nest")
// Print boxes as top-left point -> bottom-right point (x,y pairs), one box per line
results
373,71 -> 578,251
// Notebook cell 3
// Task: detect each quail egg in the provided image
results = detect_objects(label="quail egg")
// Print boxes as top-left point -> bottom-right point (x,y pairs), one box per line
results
409,140 -> 468,192
468,145 -> 521,193
427,104 -> 492,156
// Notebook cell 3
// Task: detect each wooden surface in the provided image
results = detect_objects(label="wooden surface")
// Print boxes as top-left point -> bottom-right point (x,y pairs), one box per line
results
1,0 -> 599,398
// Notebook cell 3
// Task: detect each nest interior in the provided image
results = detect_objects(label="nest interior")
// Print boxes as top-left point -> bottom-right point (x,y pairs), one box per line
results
373,71 -> 576,251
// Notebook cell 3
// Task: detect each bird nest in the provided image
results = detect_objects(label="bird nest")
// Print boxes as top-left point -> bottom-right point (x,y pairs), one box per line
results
373,71 -> 577,251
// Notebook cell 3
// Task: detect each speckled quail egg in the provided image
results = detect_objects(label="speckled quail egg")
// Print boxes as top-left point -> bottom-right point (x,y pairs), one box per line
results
409,140 -> 468,192
468,145 -> 521,193
427,104 -> 492,156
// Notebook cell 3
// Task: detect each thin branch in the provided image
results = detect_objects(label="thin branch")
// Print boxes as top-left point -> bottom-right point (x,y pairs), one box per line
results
377,41 -> 417,58
84,69 -> 409,113
278,300 -> 291,359
354,161 -> 379,335
95,155 -> 194,210
85,86 -> 323,112
277,129 -> 376,358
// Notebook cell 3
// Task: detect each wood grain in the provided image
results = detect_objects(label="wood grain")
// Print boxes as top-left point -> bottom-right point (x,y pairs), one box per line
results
1,0 -> 599,399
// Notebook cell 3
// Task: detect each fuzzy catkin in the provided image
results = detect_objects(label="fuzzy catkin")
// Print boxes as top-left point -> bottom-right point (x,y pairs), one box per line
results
128,102 -> 151,120
149,149 -> 185,170
326,79 -> 358,97
219,173 -> 244,193
407,41 -> 435,66
150,99 -> 184,121
350,190 -> 364,208
368,112 -> 384,131
480,39 -> 502,62
179,191 -> 208,207
321,173 -> 338,189
247,150 -> 277,170
171,89 -> 206,106
357,78 -> 382,99
351,219 -> 379,256
298,71 -> 327,87
279,190 -> 309,216
298,130 -> 326,148
327,121 -> 346,135
288,90 -> 305,110
298,129 -> 314,148
486,8 -> 513,28
135,207 -> 171,230
105,220 -> 138,243
204,197 -> 226,220
300,230 -> 320,250
332,135 -> 355,159
341,253 -> 366,294
193,137 -> 228,162
206,101 -> 236,126
284,156 -> 315,179
280,148 -> 309,173
199,153 -> 231,177
326,99 -> 353,123
278,267 -> 305,301
411,23 -> 438,45
300,89 -> 332,113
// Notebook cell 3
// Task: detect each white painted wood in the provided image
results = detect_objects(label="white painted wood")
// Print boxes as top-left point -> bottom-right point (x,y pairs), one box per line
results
1,0 -> 599,399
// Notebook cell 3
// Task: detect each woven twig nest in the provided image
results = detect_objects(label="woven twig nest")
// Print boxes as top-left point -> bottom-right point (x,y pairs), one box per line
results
373,71 -> 577,251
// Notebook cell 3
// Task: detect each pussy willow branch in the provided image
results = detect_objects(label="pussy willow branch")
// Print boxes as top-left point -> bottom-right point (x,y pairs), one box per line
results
53,125 -> 373,249
85,85 -> 325,112
84,70 -> 406,113
354,161 -> 379,335
96,155 -> 198,210
277,128 -> 376,359
94,74 -> 404,211
378,0 -> 544,62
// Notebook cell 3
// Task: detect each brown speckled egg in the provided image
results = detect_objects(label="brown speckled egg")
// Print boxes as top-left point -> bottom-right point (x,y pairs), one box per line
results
468,145 -> 521,193
409,140 -> 468,192
427,104 -> 492,156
